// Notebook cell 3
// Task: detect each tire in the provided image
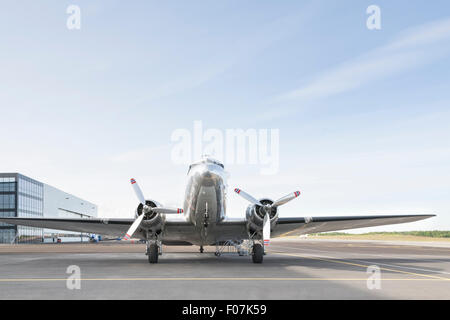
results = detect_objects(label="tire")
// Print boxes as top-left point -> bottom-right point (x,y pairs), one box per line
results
148,243 -> 159,264
200,246 -> 204,253
252,243 -> 264,263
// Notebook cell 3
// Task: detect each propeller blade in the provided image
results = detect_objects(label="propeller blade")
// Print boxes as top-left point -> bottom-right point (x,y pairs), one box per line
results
130,178 -> 146,205
263,213 -> 270,246
152,207 -> 184,214
234,188 -> 263,206
272,191 -> 301,207
131,178 -> 183,214
123,213 -> 145,241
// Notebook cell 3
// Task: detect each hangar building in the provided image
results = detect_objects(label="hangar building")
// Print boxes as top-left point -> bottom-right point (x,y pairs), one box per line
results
0,173 -> 97,243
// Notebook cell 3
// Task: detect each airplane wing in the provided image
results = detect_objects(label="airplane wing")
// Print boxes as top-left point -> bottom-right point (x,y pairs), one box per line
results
0,217 -> 197,242
0,217 -> 134,238
0,214 -> 435,241
271,214 -> 435,237
208,214 -> 435,241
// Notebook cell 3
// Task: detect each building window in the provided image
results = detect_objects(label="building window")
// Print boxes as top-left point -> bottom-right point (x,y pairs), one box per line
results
0,182 -> 16,192
0,229 -> 15,243
0,211 -> 15,227
0,194 -> 15,209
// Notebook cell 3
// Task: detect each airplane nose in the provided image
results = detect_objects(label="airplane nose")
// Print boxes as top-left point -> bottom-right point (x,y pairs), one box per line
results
199,166 -> 222,187
202,171 -> 212,179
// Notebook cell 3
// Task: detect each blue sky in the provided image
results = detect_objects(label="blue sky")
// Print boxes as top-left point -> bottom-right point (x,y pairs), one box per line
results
1,1 -> 449,231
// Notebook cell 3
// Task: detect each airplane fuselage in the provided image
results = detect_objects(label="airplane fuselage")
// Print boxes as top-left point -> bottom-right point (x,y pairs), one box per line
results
182,158 -> 228,245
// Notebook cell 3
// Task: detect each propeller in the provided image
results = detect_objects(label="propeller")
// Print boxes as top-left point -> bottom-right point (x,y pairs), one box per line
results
263,213 -> 270,246
234,188 -> 301,246
272,191 -> 301,207
123,212 -> 145,240
234,188 -> 263,206
123,178 -> 183,240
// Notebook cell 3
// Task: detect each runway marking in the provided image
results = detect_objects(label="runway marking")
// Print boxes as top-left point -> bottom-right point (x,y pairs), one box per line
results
0,277 -> 449,282
270,244 -> 450,275
271,251 -> 450,281
276,239 -> 450,251
341,245 -> 450,252
350,258 -> 450,275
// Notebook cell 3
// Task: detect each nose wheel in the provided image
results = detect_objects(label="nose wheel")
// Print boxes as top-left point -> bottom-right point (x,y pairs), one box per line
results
200,246 -> 204,253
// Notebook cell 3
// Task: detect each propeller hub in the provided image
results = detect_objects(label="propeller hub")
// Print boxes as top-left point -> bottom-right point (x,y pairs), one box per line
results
256,199 -> 277,219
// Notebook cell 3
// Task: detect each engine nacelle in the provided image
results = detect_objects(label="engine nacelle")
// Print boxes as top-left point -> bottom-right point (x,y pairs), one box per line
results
245,198 -> 279,234
135,199 -> 165,231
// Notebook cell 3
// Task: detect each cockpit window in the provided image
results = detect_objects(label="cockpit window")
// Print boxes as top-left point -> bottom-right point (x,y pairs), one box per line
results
187,158 -> 224,174
205,157 -> 224,169
210,159 -> 224,168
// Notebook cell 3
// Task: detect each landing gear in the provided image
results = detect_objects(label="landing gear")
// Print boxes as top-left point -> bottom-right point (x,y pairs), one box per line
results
147,243 -> 159,264
252,243 -> 264,264
200,246 -> 204,253
145,230 -> 161,264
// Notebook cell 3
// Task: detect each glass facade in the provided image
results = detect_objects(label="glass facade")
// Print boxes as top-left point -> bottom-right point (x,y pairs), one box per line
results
17,175 -> 44,243
0,176 -> 17,243
0,174 -> 44,243
0,173 -> 97,244
0,194 -> 15,209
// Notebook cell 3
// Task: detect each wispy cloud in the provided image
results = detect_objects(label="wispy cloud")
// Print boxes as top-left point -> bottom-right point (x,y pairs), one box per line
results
268,17 -> 450,118
135,2 -> 320,103
386,18 -> 450,50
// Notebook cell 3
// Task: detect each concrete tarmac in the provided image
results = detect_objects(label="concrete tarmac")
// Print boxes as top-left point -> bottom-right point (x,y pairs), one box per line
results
0,239 -> 449,299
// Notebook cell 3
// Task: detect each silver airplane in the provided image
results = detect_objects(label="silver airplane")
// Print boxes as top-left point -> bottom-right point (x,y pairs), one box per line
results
0,157 -> 435,264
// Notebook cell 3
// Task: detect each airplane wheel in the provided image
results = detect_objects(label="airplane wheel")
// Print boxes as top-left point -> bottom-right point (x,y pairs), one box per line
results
252,244 -> 264,264
148,243 -> 159,264
200,246 -> 204,253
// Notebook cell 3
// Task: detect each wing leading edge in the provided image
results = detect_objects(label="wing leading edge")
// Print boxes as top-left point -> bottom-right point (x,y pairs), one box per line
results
0,217 -> 197,241
272,214 -> 435,237
0,217 -> 134,237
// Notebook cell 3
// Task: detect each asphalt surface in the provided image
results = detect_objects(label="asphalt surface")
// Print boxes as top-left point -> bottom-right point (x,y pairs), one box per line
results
0,239 -> 449,299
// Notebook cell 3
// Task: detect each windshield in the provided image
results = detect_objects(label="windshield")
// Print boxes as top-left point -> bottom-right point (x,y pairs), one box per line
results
187,157 -> 224,174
